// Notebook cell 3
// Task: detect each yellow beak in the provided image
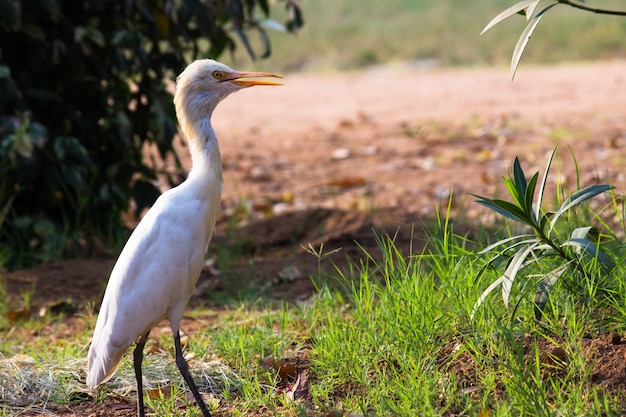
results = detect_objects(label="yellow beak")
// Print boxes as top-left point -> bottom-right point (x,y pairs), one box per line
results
222,70 -> 283,87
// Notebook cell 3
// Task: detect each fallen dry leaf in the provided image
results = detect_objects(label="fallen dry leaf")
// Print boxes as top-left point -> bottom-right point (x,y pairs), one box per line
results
261,355 -> 311,401
325,412 -> 364,417
260,356 -> 277,371
285,368 -> 310,401
338,118 -> 355,129
478,408 -> 493,417
146,385 -> 174,400
5,306 -> 30,323
543,346 -> 568,368
260,356 -> 298,382
110,402 -> 134,410
328,176 -> 366,188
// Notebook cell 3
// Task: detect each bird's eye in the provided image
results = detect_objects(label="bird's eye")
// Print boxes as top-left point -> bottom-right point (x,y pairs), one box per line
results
212,70 -> 224,80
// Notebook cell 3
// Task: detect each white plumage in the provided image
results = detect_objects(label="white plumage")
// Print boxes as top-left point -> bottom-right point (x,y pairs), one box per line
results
87,59 -> 282,417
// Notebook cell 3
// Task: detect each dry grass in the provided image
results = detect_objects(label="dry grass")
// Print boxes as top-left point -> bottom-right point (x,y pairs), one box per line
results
0,352 -> 238,415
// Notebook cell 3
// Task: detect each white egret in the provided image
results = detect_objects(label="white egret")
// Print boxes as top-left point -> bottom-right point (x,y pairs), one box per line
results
86,59 -> 282,417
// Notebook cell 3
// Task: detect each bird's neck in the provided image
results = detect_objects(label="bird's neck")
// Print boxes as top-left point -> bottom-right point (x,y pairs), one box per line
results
184,117 -> 223,195
181,117 -> 223,246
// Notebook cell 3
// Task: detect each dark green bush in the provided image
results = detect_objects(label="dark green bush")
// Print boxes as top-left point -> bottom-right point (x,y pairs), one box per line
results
0,0 -> 303,269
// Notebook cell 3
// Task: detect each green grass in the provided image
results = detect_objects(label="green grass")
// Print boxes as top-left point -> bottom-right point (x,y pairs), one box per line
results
2,151 -> 626,415
226,0 -> 626,73
1,194 -> 625,415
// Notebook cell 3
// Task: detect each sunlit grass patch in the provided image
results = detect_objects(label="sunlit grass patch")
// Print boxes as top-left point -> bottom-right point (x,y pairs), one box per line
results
1,148 -> 626,415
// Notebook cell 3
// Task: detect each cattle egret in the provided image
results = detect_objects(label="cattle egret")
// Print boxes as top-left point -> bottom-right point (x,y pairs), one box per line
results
86,59 -> 282,417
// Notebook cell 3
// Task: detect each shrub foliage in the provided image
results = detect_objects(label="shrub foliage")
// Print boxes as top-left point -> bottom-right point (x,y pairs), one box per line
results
0,0 -> 303,269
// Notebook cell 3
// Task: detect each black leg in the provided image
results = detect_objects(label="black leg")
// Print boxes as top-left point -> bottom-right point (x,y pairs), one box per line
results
133,330 -> 151,417
174,330 -> 212,417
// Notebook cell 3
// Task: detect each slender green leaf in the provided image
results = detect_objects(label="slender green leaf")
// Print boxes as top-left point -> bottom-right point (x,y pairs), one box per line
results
568,144 -> 582,190
562,237 -> 615,270
474,198 -> 531,224
502,243 -> 537,308
503,176 -> 525,209
259,18 -> 286,32
525,0 -> 545,20
471,276 -> 505,321
511,3 -> 558,80
534,265 -> 568,320
481,0 -> 539,34
478,234 -> 536,255
535,147 -> 557,225
549,184 -> 613,231
525,172 -> 539,216
513,157 -> 527,197
570,226 -> 593,239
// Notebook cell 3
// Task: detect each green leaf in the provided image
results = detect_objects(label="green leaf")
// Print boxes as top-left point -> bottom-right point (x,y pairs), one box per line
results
535,146 -> 557,225
473,242 -> 539,319
89,29 -> 105,47
258,0 -> 270,17
481,0 -> 540,35
501,243 -> 537,308
549,184 -> 613,231
74,26 -> 86,42
502,176 -> 523,208
511,2 -> 558,80
0,0 -> 20,28
285,0 -> 304,33
472,276 -> 505,321
474,198 -> 530,224
21,24 -> 46,43
525,172 -> 538,215
570,226 -> 593,239
562,236 -> 614,270
534,265 -> 568,320
512,156 -> 527,197
478,234 -> 536,255
260,18 -> 286,32
525,0 -> 544,20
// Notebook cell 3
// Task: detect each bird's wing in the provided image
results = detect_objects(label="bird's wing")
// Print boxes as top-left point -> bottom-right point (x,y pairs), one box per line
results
87,188 -> 211,387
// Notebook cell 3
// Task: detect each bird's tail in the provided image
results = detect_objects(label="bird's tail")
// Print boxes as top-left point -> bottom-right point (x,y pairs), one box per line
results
86,337 -> 124,388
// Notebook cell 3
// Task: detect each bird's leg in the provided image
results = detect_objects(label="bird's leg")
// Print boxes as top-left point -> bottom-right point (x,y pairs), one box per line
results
174,330 -> 212,417
133,330 -> 151,417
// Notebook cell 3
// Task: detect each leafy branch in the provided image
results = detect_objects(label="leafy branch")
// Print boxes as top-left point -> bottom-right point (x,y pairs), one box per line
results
481,0 -> 626,79
471,148 -> 614,321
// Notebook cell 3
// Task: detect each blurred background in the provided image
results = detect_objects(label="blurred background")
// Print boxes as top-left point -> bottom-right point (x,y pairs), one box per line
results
1,0 -> 626,270
225,0 -> 626,72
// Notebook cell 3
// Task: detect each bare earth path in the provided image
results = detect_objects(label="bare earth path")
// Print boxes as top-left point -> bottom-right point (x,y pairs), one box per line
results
215,60 -> 626,135
4,61 -> 626,416
211,60 -> 626,221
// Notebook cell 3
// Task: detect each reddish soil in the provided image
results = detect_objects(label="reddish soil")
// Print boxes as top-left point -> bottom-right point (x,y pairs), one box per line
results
3,61 -> 626,416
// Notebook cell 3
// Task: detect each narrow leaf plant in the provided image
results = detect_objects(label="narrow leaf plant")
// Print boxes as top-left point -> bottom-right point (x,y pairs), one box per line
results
472,147 -> 614,320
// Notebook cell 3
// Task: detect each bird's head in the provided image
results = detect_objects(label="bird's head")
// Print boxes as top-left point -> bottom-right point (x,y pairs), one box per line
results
174,59 -> 282,127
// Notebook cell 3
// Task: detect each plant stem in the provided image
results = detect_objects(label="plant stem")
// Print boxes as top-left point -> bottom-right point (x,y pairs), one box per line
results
535,225 -> 587,275
559,0 -> 626,16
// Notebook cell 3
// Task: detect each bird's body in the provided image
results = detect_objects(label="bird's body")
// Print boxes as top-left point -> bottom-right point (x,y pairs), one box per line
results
86,174 -> 220,385
87,59 -> 281,416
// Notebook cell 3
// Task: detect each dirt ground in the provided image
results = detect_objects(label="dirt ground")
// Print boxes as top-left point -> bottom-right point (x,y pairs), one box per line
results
4,61 -> 626,416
